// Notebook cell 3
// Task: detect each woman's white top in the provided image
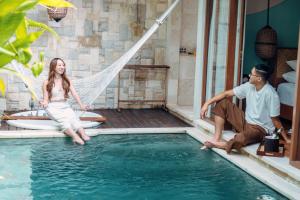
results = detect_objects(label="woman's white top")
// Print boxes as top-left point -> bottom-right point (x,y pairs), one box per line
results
51,83 -> 66,102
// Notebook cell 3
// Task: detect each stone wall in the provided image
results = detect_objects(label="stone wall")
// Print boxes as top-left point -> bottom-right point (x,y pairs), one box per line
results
1,0 -> 171,111
118,65 -> 168,109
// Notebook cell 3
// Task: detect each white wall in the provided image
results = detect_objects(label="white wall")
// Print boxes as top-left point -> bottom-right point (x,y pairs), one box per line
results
177,0 -> 198,106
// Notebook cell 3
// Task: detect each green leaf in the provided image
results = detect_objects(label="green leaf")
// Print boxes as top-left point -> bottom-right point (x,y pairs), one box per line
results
11,30 -> 45,49
0,78 -> 5,96
16,18 -> 27,39
0,31 -> 44,68
16,48 -> 32,64
39,51 -> 44,62
26,18 -> 59,39
16,0 -> 39,12
1,66 -> 39,100
0,12 -> 26,46
0,47 -> 16,57
39,0 -> 75,8
31,62 -> 44,77
0,0 -> 26,18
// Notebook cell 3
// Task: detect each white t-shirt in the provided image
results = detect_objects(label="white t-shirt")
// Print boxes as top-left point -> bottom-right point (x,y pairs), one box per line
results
233,82 -> 280,133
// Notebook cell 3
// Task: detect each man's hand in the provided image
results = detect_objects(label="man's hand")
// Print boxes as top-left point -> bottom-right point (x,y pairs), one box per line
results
200,103 -> 209,119
280,129 -> 291,144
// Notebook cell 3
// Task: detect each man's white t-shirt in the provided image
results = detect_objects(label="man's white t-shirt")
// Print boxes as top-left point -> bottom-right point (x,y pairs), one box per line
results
233,82 -> 280,133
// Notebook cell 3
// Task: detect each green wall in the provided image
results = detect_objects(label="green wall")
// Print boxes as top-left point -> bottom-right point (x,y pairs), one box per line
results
243,0 -> 300,74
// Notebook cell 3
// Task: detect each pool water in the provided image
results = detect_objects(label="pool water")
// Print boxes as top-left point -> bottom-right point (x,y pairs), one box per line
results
0,134 -> 286,200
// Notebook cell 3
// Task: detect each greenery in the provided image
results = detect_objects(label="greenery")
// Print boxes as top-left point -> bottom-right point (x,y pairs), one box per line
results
0,0 -> 75,97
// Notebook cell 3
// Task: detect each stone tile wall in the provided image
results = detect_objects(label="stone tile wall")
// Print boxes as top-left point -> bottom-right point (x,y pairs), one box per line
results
118,66 -> 168,109
2,0 -> 170,110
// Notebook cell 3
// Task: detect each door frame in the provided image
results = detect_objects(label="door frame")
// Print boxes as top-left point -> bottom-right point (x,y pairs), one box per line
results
290,27 -> 300,169
200,0 -> 245,115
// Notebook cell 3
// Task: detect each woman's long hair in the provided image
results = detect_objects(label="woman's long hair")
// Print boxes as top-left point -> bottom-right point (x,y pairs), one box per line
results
46,58 -> 70,101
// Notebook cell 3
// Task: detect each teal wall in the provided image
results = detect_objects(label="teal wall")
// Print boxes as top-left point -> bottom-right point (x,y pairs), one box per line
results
243,0 -> 300,74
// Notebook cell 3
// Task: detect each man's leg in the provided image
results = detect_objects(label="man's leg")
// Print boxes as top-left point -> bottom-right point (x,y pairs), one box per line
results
205,115 -> 228,149
226,124 -> 265,153
204,99 -> 245,150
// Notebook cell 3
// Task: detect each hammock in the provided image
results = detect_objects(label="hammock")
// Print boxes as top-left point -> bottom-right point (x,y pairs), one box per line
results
10,0 -> 181,107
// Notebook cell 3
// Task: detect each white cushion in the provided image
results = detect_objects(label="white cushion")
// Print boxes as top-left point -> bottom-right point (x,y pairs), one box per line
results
282,71 -> 296,83
286,60 -> 297,71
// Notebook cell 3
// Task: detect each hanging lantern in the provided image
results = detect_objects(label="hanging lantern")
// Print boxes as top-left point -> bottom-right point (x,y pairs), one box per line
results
47,6 -> 68,22
255,0 -> 277,60
255,25 -> 277,60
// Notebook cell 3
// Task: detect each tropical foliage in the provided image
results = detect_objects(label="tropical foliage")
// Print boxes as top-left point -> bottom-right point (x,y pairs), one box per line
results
0,0 -> 75,96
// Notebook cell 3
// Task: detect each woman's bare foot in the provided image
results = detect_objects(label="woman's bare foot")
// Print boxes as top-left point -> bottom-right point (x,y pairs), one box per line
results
77,128 -> 90,142
64,128 -> 85,145
72,135 -> 85,145
79,132 -> 90,141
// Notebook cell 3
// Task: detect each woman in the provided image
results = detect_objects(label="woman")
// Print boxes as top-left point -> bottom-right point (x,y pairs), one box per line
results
40,58 -> 90,145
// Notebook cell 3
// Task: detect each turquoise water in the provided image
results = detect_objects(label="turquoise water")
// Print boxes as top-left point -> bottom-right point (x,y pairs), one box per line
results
0,134 -> 286,200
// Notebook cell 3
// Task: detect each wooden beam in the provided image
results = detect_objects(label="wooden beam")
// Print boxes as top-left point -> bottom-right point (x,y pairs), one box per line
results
225,0 -> 238,90
236,0 -> 245,86
201,0 -> 213,106
290,27 -> 300,167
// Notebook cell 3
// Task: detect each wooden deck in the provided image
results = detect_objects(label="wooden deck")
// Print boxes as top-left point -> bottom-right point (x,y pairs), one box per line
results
0,109 -> 191,130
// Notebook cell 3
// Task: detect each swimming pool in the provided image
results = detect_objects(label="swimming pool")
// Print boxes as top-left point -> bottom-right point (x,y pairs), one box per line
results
0,134 -> 286,199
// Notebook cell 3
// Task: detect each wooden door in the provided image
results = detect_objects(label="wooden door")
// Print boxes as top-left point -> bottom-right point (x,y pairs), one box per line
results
290,27 -> 300,169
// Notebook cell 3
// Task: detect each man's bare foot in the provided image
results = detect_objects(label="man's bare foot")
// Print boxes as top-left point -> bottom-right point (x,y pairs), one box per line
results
204,141 -> 218,148
225,140 -> 234,154
225,139 -> 243,154
79,133 -> 90,141
203,140 -> 228,150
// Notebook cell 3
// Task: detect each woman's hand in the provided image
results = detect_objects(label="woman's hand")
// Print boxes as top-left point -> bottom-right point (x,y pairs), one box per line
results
80,104 -> 89,111
200,103 -> 209,119
39,100 -> 48,108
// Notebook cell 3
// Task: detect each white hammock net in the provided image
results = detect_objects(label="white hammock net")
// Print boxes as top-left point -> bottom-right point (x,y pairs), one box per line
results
10,0 -> 180,107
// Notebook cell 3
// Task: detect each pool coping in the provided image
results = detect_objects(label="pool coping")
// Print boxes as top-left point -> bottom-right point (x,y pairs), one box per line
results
0,127 -> 300,199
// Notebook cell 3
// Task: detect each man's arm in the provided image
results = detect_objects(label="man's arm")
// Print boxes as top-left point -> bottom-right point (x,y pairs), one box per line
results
200,90 -> 235,119
271,117 -> 290,143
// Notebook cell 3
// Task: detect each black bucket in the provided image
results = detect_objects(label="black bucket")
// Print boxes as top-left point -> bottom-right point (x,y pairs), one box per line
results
264,136 -> 279,152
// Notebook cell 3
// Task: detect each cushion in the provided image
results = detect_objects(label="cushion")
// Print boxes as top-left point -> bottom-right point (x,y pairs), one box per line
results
286,60 -> 297,71
282,71 -> 296,83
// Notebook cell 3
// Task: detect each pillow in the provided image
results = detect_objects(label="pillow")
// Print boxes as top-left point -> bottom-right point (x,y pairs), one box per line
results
286,60 -> 297,71
282,71 -> 296,83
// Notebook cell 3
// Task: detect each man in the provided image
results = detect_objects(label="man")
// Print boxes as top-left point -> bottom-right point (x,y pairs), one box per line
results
200,64 -> 290,153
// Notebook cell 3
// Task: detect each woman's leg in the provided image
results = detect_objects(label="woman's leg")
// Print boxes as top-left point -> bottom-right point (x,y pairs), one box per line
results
77,127 -> 90,141
64,128 -> 85,145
